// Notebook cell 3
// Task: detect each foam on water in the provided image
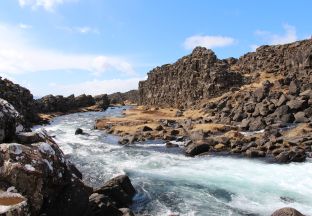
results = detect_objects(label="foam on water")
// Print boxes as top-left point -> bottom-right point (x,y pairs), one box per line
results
35,107 -> 312,216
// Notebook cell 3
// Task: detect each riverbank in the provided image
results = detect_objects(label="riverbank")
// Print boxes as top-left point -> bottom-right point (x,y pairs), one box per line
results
95,106 -> 312,163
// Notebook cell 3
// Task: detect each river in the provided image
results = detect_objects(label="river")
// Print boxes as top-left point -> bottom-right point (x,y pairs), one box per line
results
33,107 -> 312,216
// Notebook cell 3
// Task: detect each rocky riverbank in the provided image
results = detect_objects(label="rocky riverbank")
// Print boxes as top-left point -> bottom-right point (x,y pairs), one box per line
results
0,98 -> 136,216
95,106 -> 312,163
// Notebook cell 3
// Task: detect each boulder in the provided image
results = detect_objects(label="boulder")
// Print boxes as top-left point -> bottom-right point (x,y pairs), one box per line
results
75,128 -> 84,135
94,175 -> 136,208
141,126 -> 153,132
271,207 -> 304,216
286,99 -> 307,110
185,140 -> 214,156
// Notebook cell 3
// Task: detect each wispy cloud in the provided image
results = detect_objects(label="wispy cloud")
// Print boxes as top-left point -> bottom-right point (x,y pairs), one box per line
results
255,24 -> 298,45
19,23 -> 32,29
57,26 -> 100,34
39,77 -> 143,96
18,0 -> 75,12
183,35 -> 235,50
0,23 -> 134,76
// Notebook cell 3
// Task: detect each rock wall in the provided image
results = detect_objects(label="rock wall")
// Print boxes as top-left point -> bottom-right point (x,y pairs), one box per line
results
139,47 -> 244,108
108,90 -> 139,105
139,39 -> 312,108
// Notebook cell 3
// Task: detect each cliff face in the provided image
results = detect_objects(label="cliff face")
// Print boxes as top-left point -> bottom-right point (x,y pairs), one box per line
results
139,39 -> 312,108
139,47 -> 244,108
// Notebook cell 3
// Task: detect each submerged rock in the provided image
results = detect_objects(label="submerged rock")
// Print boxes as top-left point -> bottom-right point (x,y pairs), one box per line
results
75,128 -> 84,135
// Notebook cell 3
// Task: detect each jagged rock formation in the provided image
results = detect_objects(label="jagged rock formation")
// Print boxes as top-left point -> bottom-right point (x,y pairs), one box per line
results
0,77 -> 38,127
139,47 -> 244,108
0,99 -> 25,143
108,90 -> 139,105
139,39 -> 312,108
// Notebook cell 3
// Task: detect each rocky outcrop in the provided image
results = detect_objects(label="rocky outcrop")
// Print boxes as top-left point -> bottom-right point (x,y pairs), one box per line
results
139,39 -> 312,108
0,77 -> 38,127
139,47 -> 245,108
35,94 -> 95,113
108,90 -> 139,105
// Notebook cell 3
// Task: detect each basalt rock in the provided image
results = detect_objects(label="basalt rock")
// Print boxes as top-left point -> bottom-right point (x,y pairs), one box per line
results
271,207 -> 304,216
108,90 -> 139,105
0,77 -> 38,126
139,47 -> 244,108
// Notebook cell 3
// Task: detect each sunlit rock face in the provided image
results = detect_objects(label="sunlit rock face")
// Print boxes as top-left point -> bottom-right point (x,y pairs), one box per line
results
139,47 -> 244,108
139,39 -> 312,108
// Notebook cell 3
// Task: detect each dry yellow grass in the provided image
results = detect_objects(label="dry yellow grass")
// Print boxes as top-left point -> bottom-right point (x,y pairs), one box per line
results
191,123 -> 231,133
283,123 -> 312,138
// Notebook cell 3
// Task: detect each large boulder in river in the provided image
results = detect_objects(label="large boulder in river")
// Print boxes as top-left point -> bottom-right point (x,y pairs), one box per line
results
271,207 -> 304,216
86,175 -> 136,216
0,98 -> 25,143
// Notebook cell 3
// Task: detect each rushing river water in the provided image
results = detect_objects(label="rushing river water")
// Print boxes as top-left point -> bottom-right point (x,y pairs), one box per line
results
34,107 -> 312,216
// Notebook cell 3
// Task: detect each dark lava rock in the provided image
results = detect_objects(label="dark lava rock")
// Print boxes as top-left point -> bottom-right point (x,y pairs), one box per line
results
75,128 -> 84,135
141,125 -> 153,132
166,142 -> 179,148
185,140 -> 213,156
94,175 -> 136,207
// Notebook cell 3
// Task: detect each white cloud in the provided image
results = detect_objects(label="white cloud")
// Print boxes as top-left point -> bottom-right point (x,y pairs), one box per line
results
0,23 -> 134,76
57,26 -> 100,34
250,44 -> 260,52
18,0 -> 74,11
183,35 -> 235,50
19,23 -> 32,29
255,24 -> 297,45
33,77 -> 143,96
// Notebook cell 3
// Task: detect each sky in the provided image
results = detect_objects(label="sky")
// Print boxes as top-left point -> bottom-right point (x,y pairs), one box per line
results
0,0 -> 311,97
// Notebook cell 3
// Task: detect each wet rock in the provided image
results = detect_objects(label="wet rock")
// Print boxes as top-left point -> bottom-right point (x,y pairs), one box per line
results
75,128 -> 84,135
166,142 -> 179,148
94,175 -> 136,208
275,149 -> 306,163
185,140 -> 214,156
86,193 -> 123,216
271,207 -> 304,216
245,148 -> 265,157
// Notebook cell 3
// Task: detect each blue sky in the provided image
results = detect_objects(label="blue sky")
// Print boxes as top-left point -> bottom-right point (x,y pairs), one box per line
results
0,0 -> 311,96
